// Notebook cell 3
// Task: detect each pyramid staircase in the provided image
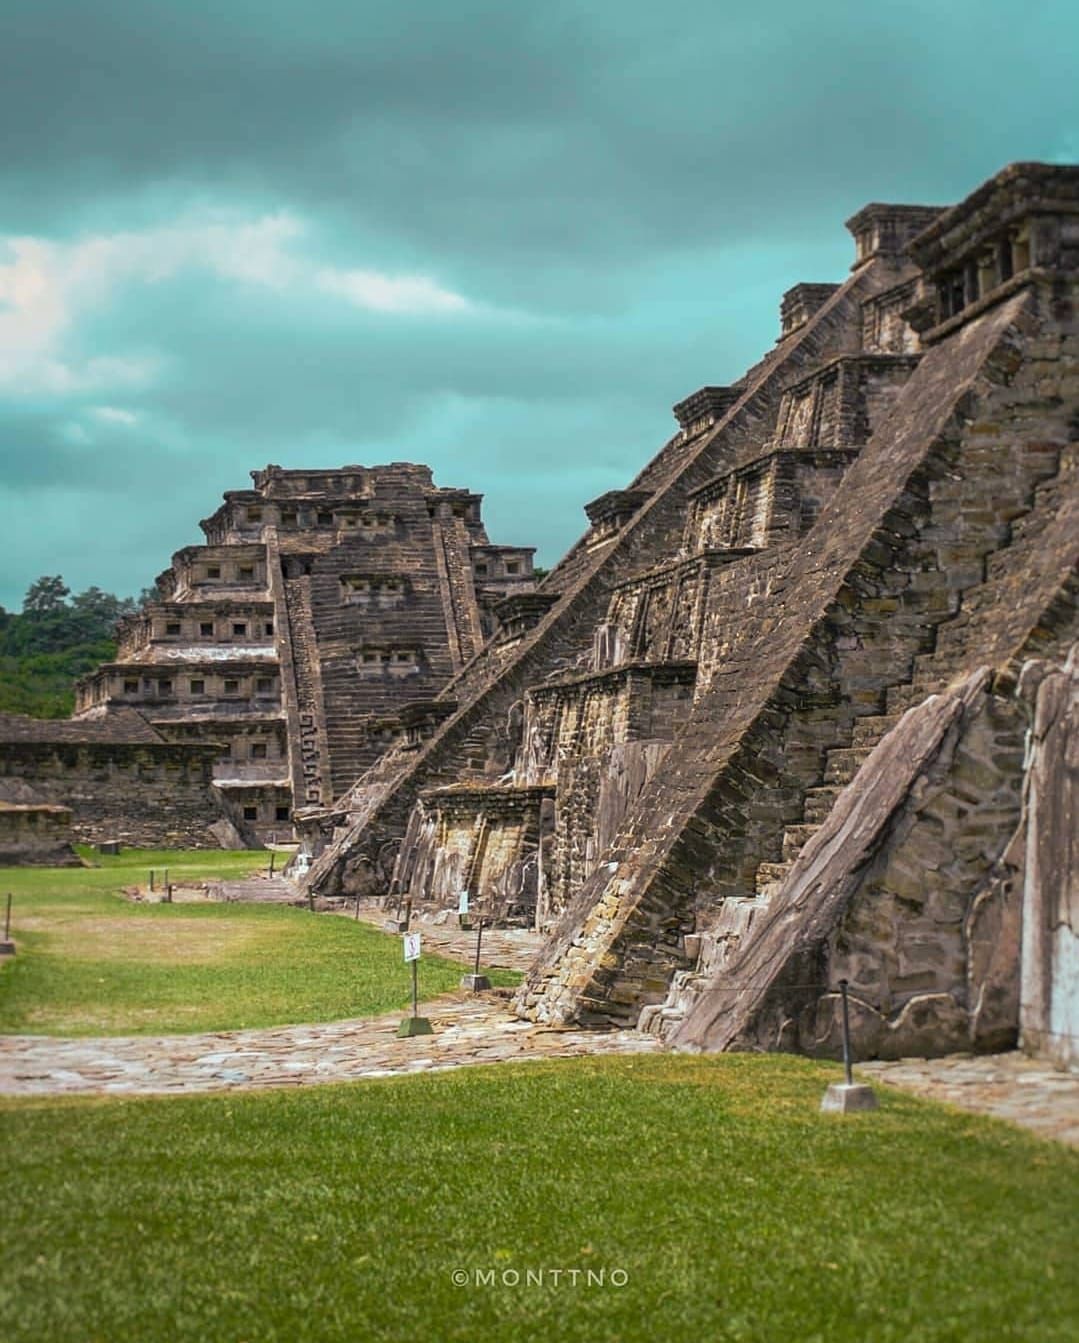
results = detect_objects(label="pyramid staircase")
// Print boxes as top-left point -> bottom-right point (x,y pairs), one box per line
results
644,437 -> 1071,1039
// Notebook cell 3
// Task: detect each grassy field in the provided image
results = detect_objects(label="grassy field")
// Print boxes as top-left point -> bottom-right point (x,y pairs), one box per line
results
1,1052 -> 1076,1342
0,849 -> 518,1035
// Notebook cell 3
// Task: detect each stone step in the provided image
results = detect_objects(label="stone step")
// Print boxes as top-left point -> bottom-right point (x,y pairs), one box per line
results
885,681 -> 918,715
782,823 -> 819,862
755,860 -> 793,893
880,454 -> 1067,719
803,786 -> 842,824
823,746 -> 874,787
850,714 -> 901,748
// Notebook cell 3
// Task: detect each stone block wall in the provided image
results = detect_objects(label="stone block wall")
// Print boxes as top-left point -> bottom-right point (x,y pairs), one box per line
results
0,740 -> 225,848
0,804 -> 79,867
668,670 -> 1026,1056
394,783 -> 553,924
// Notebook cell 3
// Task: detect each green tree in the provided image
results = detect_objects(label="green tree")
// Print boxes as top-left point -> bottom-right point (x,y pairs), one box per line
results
22,575 -> 70,613
1,576 -> 138,716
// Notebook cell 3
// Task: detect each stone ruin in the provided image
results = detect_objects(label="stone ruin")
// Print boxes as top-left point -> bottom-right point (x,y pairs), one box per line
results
0,776 -> 78,867
298,162 -> 1079,1068
0,464 -> 535,849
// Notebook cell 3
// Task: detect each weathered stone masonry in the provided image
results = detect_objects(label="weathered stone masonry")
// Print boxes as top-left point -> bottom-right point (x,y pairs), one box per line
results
0,465 -> 534,851
306,163 -> 1079,1066
0,710 -> 222,849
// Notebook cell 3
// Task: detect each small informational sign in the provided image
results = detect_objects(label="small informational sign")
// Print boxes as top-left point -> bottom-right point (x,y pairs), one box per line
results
458,889 -> 470,915
403,932 -> 422,963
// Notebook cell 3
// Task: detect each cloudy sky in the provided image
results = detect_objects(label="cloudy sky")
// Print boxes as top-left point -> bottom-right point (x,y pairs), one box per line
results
1,1 -> 1076,609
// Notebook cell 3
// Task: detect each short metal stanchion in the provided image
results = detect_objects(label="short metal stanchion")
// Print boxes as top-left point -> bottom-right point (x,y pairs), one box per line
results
461,917 -> 491,992
1,892 -> 15,955
820,979 -> 878,1114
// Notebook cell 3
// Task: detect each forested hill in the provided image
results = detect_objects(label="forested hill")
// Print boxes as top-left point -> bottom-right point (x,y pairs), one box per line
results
0,577 -> 145,719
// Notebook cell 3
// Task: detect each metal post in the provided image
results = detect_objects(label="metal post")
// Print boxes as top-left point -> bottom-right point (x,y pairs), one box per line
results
165,883 -> 173,905
819,977 -> 877,1112
473,919 -> 484,977
269,849 -> 276,877
4,893 -> 11,940
839,978 -> 853,1087
354,891 -> 362,921
411,958 -> 419,1019
149,869 -> 154,892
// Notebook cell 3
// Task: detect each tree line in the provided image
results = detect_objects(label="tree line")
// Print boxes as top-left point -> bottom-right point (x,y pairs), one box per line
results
0,576 -> 150,719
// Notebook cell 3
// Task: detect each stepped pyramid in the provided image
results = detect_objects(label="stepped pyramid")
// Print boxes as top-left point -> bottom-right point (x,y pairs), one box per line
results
74,463 -> 535,844
302,163 -> 1079,1066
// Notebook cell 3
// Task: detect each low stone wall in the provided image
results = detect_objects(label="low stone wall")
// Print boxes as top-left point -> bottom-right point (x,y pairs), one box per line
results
0,741 -> 226,848
0,803 -> 80,867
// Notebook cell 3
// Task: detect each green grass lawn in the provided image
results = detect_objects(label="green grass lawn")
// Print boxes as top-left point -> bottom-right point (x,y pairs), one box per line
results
0,848 -> 518,1035
1,1053 -> 1076,1342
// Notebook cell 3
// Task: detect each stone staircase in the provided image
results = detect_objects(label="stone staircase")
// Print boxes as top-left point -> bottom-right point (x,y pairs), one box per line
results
887,443 -> 1069,713
298,546 -> 467,799
753,713 -> 902,898
283,577 -> 319,722
433,514 -> 484,669
637,895 -> 770,1035
643,433 -> 1071,1040
753,442 -> 1068,900
640,701 -> 910,1041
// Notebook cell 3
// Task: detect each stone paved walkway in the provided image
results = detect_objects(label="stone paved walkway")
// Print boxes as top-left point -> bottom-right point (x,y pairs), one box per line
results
857,1052 -> 1079,1146
336,899 -> 546,972
3,1016 -> 1076,1147
0,994 -> 661,1098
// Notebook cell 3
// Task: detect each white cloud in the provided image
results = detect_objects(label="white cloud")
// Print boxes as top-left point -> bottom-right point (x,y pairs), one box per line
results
314,266 -> 471,314
0,211 -> 474,398
91,405 -> 139,425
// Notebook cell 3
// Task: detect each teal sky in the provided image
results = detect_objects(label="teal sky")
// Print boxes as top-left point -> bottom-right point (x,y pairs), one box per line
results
2,1 -> 1077,608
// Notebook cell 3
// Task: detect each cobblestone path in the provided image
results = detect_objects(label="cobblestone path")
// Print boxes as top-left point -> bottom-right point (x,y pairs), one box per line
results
858,1051 -> 1079,1146
0,994 -> 660,1098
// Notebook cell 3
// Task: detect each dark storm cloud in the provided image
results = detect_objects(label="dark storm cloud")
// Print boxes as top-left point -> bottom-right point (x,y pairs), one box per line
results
6,2 -> 1076,273
1,0 -> 1077,606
